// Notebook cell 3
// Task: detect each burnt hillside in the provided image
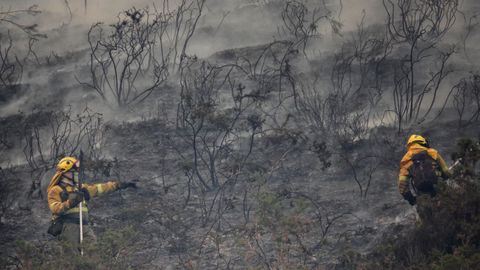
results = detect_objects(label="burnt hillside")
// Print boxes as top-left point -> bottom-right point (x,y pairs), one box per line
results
1,0 -> 480,269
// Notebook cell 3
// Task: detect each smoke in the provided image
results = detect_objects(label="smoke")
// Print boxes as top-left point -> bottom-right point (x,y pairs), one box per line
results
1,0 -> 479,121
2,0 -> 164,25
0,0 -> 377,59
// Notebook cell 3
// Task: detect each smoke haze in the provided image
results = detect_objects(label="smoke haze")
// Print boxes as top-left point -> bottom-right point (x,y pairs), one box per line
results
1,0 -> 479,119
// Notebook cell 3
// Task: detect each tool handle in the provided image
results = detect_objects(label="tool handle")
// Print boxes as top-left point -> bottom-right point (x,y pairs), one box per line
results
78,150 -> 84,255
448,158 -> 462,171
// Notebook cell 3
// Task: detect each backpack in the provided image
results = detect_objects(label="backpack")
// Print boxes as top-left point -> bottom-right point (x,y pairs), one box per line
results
410,151 -> 438,193
47,185 -> 70,237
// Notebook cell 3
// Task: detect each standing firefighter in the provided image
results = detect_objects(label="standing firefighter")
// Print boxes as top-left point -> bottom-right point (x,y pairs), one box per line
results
47,156 -> 136,252
398,135 -> 451,207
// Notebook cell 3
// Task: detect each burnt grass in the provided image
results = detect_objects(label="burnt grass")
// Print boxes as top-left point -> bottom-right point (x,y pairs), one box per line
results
1,14 -> 480,268
1,101 -> 480,269
1,45 -> 480,267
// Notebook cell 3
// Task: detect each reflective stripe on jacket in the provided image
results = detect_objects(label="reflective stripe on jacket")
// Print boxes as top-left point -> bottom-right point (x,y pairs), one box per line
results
398,144 -> 451,195
47,178 -> 119,218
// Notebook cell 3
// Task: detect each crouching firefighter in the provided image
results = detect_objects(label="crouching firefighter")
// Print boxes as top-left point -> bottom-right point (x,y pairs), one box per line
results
46,156 -> 136,252
398,135 -> 452,208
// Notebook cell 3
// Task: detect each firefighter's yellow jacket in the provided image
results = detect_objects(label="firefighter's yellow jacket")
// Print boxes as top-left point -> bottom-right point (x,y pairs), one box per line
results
47,175 -> 118,221
398,143 -> 451,195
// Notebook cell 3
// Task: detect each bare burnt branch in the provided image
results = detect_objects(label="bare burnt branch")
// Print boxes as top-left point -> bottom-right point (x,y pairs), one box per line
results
21,106 -> 104,197
0,31 -> 22,87
0,167 -> 18,220
384,0 -> 459,130
176,59 -> 261,191
280,0 -> 340,56
85,8 -> 168,108
452,73 -> 480,127
0,6 -> 45,87
297,20 -> 391,143
0,5 -> 44,39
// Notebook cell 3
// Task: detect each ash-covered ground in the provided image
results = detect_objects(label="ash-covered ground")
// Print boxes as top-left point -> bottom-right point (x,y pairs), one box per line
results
1,0 -> 480,269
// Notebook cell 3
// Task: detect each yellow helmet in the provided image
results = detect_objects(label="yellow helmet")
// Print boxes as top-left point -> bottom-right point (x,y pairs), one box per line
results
56,157 -> 79,172
407,134 -> 427,146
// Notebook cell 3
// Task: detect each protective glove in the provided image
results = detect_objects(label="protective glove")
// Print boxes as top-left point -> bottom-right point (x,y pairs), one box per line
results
68,191 -> 85,208
80,187 -> 91,201
403,191 -> 416,206
117,181 -> 137,190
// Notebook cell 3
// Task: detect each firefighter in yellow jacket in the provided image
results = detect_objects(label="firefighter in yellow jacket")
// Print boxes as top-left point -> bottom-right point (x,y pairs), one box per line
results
398,135 -> 451,206
47,156 -> 136,250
